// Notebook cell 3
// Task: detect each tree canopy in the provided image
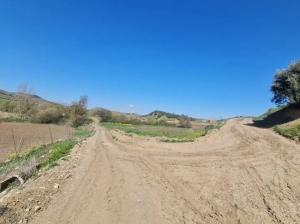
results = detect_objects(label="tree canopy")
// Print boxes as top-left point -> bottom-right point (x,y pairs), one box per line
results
271,61 -> 300,105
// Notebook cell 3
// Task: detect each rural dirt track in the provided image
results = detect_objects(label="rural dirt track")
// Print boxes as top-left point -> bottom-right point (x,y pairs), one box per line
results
30,119 -> 300,224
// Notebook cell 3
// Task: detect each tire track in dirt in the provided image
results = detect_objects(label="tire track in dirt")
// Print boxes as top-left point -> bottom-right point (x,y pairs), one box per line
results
29,119 -> 300,224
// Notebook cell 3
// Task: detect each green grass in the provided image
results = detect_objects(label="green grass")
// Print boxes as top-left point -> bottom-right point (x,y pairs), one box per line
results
0,144 -> 49,176
274,125 -> 300,141
45,140 -> 77,168
161,137 -> 195,143
0,124 -> 94,176
0,94 -> 11,101
0,123 -> 95,184
101,122 -> 207,142
73,125 -> 95,138
0,140 -> 77,176
0,116 -> 29,123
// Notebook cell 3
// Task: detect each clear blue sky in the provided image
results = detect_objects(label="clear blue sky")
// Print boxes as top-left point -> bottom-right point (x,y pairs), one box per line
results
1,0 -> 300,119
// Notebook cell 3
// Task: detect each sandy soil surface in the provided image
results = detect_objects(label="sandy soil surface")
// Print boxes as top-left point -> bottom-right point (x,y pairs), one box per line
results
2,118 -> 300,224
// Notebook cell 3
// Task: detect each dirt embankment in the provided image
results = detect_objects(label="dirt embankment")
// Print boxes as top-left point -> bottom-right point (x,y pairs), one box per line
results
2,119 -> 300,224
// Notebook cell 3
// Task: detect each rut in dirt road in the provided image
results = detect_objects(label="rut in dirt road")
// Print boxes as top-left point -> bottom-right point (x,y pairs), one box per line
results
31,119 -> 300,224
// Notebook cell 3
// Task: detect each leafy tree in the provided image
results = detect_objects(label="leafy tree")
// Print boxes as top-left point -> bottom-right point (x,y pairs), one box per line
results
93,109 -> 113,122
271,61 -> 300,105
69,96 -> 88,127
32,107 -> 64,124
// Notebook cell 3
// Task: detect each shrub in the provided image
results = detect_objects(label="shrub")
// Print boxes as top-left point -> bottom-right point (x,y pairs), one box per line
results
156,116 -> 169,126
0,101 -> 17,112
145,116 -> 157,125
18,158 -> 38,180
14,96 -> 37,118
145,115 -> 172,126
69,96 -> 88,127
110,113 -> 128,123
126,117 -> 142,125
32,107 -> 63,124
93,109 -> 113,122
274,125 -> 300,141
178,118 -> 192,128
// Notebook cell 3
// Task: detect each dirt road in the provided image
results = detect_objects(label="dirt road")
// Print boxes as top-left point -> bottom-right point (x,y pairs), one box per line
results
30,119 -> 300,224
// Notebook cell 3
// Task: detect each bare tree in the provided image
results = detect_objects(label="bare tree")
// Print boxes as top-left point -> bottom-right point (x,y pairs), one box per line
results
69,96 -> 88,127
16,83 -> 35,95
14,84 -> 37,118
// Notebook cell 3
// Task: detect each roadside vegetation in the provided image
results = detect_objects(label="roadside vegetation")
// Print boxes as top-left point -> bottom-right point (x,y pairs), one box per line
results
255,59 -> 300,141
274,124 -> 300,141
0,140 -> 77,180
101,122 -> 218,142
0,122 -> 74,161
45,140 -> 77,168
0,87 -> 89,127
0,116 -> 29,123
0,87 -> 94,189
73,125 -> 95,138
0,124 -> 95,192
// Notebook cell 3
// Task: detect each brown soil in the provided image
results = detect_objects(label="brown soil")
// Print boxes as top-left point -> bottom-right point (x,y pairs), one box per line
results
0,122 -> 72,162
2,118 -> 300,224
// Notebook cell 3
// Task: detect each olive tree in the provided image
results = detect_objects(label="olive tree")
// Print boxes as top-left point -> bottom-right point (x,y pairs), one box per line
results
271,61 -> 300,105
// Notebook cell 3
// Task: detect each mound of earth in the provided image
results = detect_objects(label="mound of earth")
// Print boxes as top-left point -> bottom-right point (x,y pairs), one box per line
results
254,104 -> 300,128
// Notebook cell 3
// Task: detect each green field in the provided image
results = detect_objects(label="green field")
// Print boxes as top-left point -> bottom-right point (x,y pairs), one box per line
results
101,122 -> 208,142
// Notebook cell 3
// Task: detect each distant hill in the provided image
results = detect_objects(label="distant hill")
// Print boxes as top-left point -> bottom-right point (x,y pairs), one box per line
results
0,90 -> 13,101
146,110 -> 197,121
0,89 -> 60,106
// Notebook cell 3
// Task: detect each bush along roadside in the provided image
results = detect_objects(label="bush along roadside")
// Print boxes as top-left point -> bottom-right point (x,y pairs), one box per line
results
274,125 -> 300,141
0,124 -> 95,193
